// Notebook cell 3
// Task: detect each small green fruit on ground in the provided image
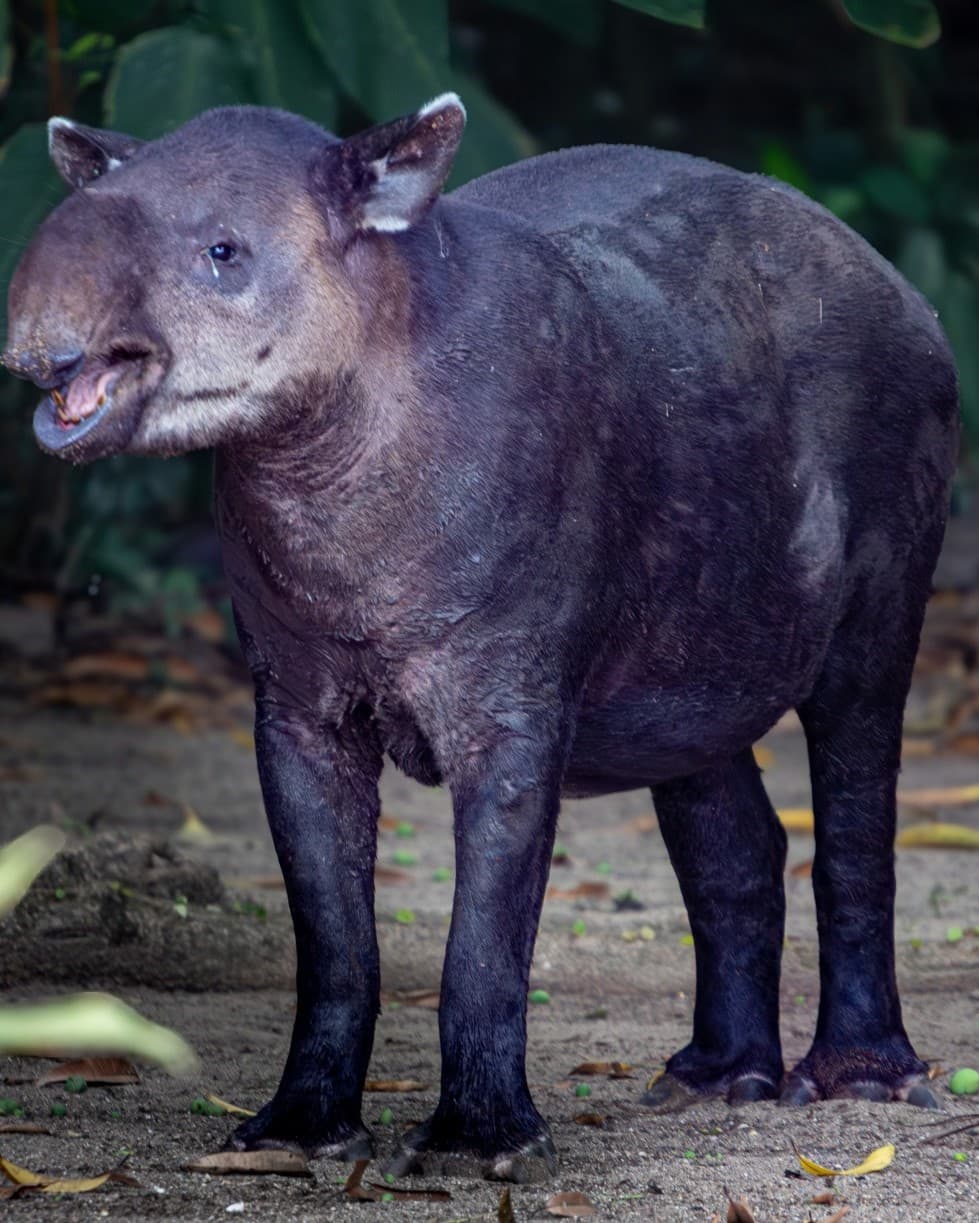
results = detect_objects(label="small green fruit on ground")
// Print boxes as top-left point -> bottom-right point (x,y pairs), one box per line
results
949,1067 -> 979,1095
574,1083 -> 592,1098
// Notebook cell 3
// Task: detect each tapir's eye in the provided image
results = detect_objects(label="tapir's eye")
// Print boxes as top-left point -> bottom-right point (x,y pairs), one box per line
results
207,243 -> 236,263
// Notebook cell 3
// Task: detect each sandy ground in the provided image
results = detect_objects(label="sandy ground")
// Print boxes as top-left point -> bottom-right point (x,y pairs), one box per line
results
0,598 -> 977,1219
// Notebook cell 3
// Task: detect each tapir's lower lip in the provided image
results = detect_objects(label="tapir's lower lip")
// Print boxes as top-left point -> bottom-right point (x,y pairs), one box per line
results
33,347 -> 165,458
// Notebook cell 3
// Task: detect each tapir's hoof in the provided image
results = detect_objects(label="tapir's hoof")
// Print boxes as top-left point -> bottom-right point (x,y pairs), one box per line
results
227,1100 -> 374,1160
640,1069 -> 777,1112
779,1054 -> 941,1110
383,1115 -> 557,1184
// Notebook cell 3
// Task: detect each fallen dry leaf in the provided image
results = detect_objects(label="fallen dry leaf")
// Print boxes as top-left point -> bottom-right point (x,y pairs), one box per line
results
789,859 -> 813,877
777,808 -> 815,832
812,1191 -> 837,1205
724,1187 -> 756,1222
572,1113 -> 605,1127
364,1079 -> 427,1093
381,988 -> 440,1010
378,814 -> 402,832
793,1141 -> 894,1177
895,821 -> 979,849
0,1123 -> 50,1136
498,1186 -> 516,1222
375,866 -> 412,885
0,1155 -> 138,1195
545,881 -> 610,901
897,783 -> 979,807
569,1061 -> 633,1078
753,745 -> 775,768
546,1190 -> 597,1217
175,805 -> 215,845
36,1057 -> 139,1087
205,1094 -> 256,1117
822,1208 -> 851,1223
183,1150 -> 311,1177
61,652 -> 149,682
613,813 -> 658,835
343,1159 -> 450,1203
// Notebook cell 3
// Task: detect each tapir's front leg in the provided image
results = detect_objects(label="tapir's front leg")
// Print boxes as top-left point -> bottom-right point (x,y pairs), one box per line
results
229,701 -> 383,1159
387,730 -> 566,1182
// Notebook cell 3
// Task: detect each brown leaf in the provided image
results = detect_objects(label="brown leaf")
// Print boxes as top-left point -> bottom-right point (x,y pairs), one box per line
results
822,1209 -> 851,1223
724,1188 -> 756,1223
364,1079 -> 428,1093
898,782 -> 979,807
569,1061 -> 633,1078
378,814 -> 401,832
545,881 -> 610,901
381,988 -> 440,1010
546,1190 -> 596,1217
789,859 -> 813,878
0,1156 -> 136,1196
186,607 -> 227,643
375,866 -> 412,885
183,1150 -> 312,1177
0,1123 -> 51,1136
811,1191 -> 837,1205
613,813 -> 658,834
143,789 -> 178,807
498,1186 -> 516,1222
343,1161 -> 449,1203
61,652 -> 149,682
36,1057 -> 139,1087
572,1113 -> 605,1127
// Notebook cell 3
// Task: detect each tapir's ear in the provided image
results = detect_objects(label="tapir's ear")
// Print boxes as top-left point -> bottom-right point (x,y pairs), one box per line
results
316,93 -> 466,234
48,117 -> 144,189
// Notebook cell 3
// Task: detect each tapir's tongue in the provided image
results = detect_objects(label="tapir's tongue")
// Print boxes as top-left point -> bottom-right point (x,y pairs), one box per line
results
62,367 -> 116,424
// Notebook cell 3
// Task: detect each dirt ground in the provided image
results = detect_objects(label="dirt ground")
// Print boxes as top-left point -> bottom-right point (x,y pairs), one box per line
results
1,531 -> 978,1219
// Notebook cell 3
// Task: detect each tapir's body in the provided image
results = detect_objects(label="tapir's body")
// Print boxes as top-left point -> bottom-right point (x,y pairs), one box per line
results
4,97 -> 958,1179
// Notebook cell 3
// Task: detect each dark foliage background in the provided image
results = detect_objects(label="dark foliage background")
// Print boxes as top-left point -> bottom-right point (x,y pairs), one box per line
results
0,0 -> 976,631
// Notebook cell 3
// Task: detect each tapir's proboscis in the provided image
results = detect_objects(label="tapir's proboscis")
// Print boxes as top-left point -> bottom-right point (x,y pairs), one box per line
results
3,94 -> 959,1181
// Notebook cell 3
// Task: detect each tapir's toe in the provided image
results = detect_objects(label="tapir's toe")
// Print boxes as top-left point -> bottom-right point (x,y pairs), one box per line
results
779,1045 -> 941,1110
383,1113 -> 556,1184
640,1068 -> 779,1112
227,1099 -> 374,1160
639,1071 -> 703,1112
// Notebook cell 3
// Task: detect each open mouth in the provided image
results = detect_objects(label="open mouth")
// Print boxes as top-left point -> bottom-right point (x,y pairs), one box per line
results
33,346 -> 160,456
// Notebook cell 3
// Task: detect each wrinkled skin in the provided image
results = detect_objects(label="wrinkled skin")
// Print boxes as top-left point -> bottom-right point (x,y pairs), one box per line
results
3,96 -> 959,1179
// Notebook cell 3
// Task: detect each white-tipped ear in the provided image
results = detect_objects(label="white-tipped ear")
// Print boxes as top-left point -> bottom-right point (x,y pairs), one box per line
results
315,94 -> 466,235
47,118 -> 144,189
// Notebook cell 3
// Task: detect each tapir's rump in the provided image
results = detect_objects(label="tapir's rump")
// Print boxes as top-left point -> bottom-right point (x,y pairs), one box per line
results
3,94 -> 959,1178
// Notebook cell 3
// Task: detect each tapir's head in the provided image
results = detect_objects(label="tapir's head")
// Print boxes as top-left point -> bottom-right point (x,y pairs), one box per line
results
2,95 -> 465,461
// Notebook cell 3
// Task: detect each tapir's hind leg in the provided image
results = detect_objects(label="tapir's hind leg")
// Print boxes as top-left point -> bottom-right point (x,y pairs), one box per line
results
782,611 -> 938,1109
642,749 -> 786,1110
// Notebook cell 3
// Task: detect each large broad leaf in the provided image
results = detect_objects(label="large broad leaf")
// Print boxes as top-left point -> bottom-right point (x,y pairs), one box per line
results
0,124 -> 64,341
301,0 -> 533,181
200,0 -> 338,130
104,27 -> 254,139
447,72 -> 537,184
610,0 -> 705,31
487,0 -> 602,47
0,0 -> 10,101
300,0 -> 448,120
841,0 -> 940,48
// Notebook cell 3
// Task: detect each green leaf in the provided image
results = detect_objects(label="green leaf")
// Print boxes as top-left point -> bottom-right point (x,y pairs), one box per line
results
895,227 -> 944,304
840,0 -> 940,48
487,0 -> 602,47
760,142 -> 812,194
446,71 -> 537,184
899,128 -> 949,184
0,125 -> 65,340
300,0 -> 449,120
200,0 -> 338,129
610,0 -> 705,31
0,0 -> 11,99
104,27 -> 254,140
859,164 -> 931,223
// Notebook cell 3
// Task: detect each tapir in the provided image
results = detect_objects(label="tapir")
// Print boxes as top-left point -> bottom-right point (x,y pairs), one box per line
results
3,93 -> 959,1181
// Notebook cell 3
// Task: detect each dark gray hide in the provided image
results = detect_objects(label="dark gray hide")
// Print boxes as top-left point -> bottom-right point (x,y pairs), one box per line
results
3,94 -> 959,1178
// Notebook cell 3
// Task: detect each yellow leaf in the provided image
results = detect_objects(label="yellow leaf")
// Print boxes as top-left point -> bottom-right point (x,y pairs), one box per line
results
41,1174 -> 111,1194
0,826 -> 66,917
777,808 -> 815,832
175,806 -> 215,844
753,745 -> 775,768
896,822 -> 979,850
0,1155 -> 46,1186
205,1093 -> 256,1117
897,783 -> 979,808
794,1142 -> 895,1177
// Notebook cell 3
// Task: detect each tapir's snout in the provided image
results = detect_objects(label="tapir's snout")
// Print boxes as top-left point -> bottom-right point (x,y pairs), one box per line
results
1,344 -> 84,389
